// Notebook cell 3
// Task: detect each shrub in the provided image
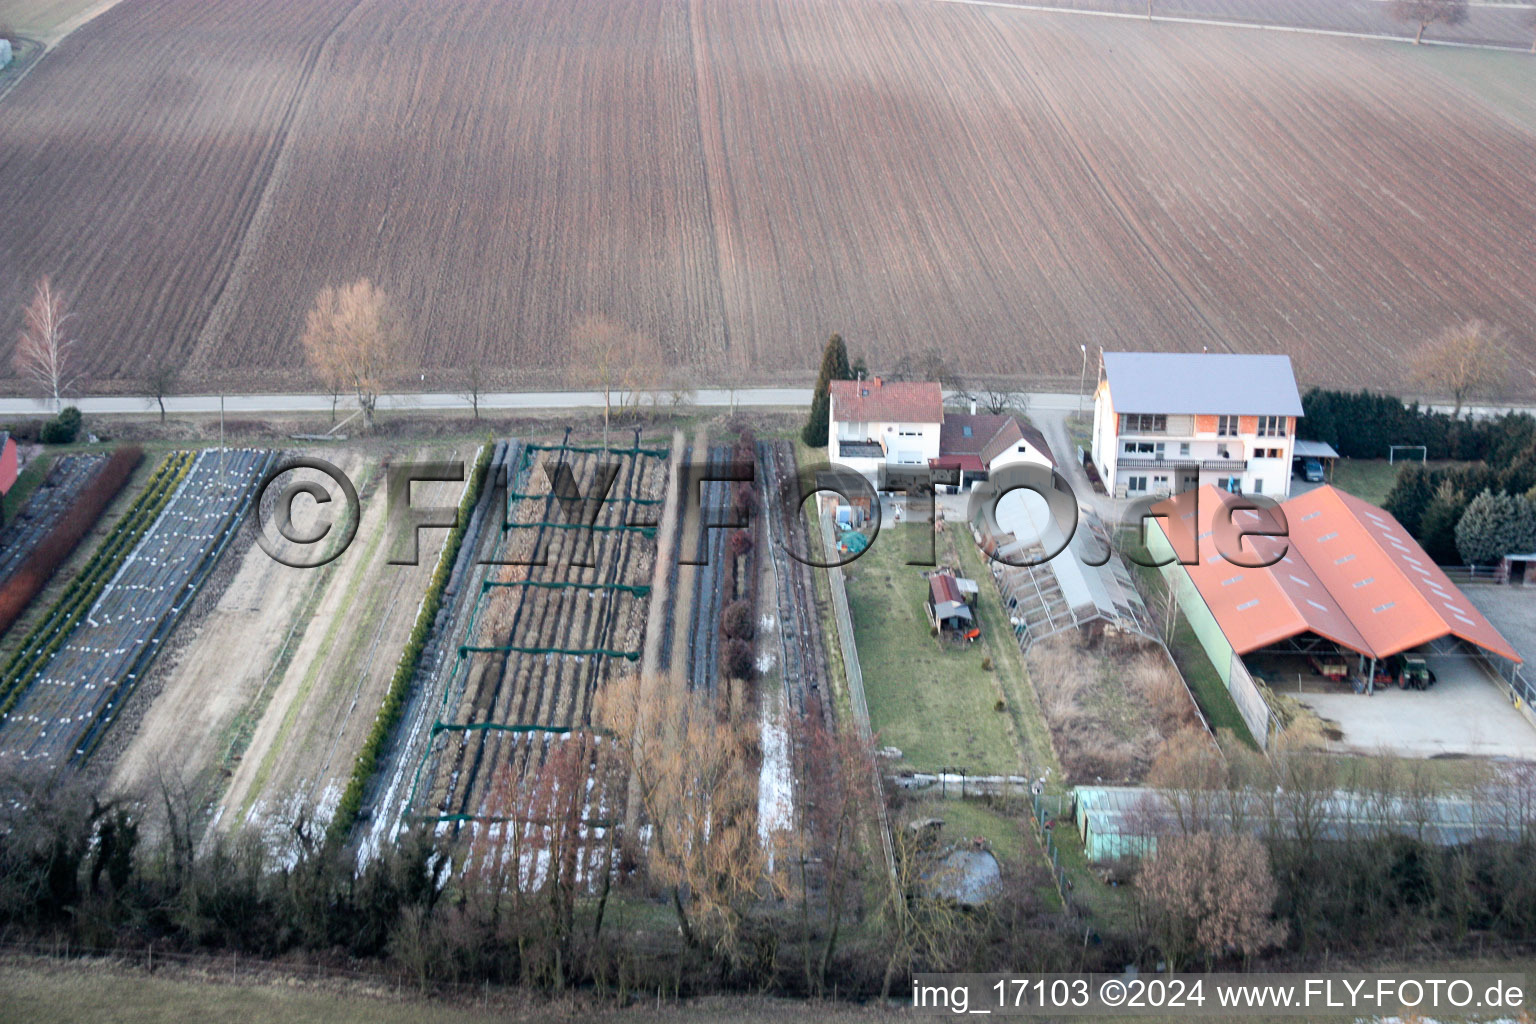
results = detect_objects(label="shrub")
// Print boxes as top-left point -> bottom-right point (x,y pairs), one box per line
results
721,599 -> 754,640
721,638 -> 754,680
5,420 -> 41,443
40,407 -> 83,445
981,656 -> 994,671
728,528 -> 753,558
329,442 -> 492,841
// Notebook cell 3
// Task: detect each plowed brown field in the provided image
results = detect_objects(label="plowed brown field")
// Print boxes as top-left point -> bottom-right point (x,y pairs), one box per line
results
1,0 -> 1533,394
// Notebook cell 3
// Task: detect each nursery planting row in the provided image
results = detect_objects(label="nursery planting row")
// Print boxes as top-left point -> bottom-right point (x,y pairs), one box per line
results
411,442 -> 668,843
0,448 -> 273,766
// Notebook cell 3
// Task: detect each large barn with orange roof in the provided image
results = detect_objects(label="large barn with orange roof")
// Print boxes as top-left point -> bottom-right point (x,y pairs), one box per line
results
1146,484 -> 1526,746
1151,485 -> 1519,664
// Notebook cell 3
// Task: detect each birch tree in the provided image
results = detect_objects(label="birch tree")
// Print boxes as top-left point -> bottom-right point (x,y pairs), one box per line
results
14,276 -> 77,409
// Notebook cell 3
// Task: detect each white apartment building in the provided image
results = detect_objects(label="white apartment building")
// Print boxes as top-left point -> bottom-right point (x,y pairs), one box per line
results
1091,352 -> 1303,499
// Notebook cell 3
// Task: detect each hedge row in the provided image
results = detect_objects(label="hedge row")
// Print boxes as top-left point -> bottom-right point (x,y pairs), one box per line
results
330,442 -> 493,842
0,450 -> 194,719
1300,388 -> 1536,463
0,447 -> 142,637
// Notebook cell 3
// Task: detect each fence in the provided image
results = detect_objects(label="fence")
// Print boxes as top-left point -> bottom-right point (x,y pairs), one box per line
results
1028,791 -> 1078,916
1440,564 -> 1507,586
1474,647 -> 1536,732
1228,651 -> 1282,751
819,510 -> 897,888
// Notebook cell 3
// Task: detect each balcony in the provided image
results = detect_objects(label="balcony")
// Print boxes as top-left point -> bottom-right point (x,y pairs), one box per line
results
1118,454 -> 1247,473
838,440 -> 884,460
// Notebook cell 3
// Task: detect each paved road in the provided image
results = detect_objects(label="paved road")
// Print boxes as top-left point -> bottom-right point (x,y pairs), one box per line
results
0,388 -> 1087,418
934,0 -> 1536,53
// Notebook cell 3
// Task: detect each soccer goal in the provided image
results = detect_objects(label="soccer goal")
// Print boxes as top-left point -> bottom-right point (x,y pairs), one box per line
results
1388,445 -> 1428,464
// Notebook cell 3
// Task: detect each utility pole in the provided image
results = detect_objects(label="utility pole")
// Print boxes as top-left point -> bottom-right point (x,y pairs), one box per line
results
1078,344 -> 1088,415
219,394 -> 225,494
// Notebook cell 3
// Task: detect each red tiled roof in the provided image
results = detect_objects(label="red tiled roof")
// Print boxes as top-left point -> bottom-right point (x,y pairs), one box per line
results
829,379 -> 942,425
940,413 -> 1056,466
1153,486 -> 1520,662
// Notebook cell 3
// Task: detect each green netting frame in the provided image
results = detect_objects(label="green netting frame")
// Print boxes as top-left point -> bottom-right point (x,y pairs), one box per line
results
458,644 -> 642,661
508,491 -> 664,505
482,579 -> 651,597
430,721 -> 613,737
401,435 -> 669,824
527,442 -> 669,459
502,520 -> 656,538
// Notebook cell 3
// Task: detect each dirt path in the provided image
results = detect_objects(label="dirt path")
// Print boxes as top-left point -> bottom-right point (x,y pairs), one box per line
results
214,446 -> 470,840
108,454 -> 367,814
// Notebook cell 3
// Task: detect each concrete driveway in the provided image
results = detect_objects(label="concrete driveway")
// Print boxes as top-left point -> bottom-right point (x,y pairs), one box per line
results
1295,652 -> 1536,759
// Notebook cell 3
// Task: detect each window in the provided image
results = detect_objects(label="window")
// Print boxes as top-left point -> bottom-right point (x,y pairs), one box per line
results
1252,479 -> 1263,494
1127,475 -> 1148,493
962,425 -> 973,438
1257,415 -> 1286,437
1017,445 -> 1028,453
1121,413 -> 1167,433
1216,415 -> 1238,437
1179,442 -> 1191,456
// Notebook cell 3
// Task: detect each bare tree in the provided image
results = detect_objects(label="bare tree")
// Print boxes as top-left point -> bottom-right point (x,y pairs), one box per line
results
977,383 -> 1027,417
879,823 -> 971,998
1410,320 -> 1510,416
594,672 -> 774,965
1137,831 -> 1286,970
300,278 -> 400,429
460,364 -> 487,420
14,276 -> 78,410
143,362 -> 179,422
786,697 -> 878,994
665,369 -> 697,414
566,316 -> 662,447
1389,0 -> 1469,44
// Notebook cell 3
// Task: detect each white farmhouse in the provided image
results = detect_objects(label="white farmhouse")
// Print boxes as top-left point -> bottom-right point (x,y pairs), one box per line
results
827,377 -> 945,488
1091,352 -> 1303,499
827,378 -> 1054,491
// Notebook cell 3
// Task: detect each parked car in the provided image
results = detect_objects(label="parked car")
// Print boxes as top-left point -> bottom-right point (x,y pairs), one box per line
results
1294,456 -> 1324,482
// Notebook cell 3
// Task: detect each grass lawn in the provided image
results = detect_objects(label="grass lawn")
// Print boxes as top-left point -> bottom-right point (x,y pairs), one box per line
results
947,525 -> 1063,784
843,522 -> 1020,774
3,0 -> 117,39
1326,458 -> 1467,509
0,959 -> 915,1024
904,795 -> 1030,867
1408,45 -> 1536,136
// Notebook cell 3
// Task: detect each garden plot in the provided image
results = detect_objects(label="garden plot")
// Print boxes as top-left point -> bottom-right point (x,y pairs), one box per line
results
406,441 -> 668,870
0,455 -> 106,585
0,448 -> 272,767
213,446 -> 475,840
1025,633 -> 1202,784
